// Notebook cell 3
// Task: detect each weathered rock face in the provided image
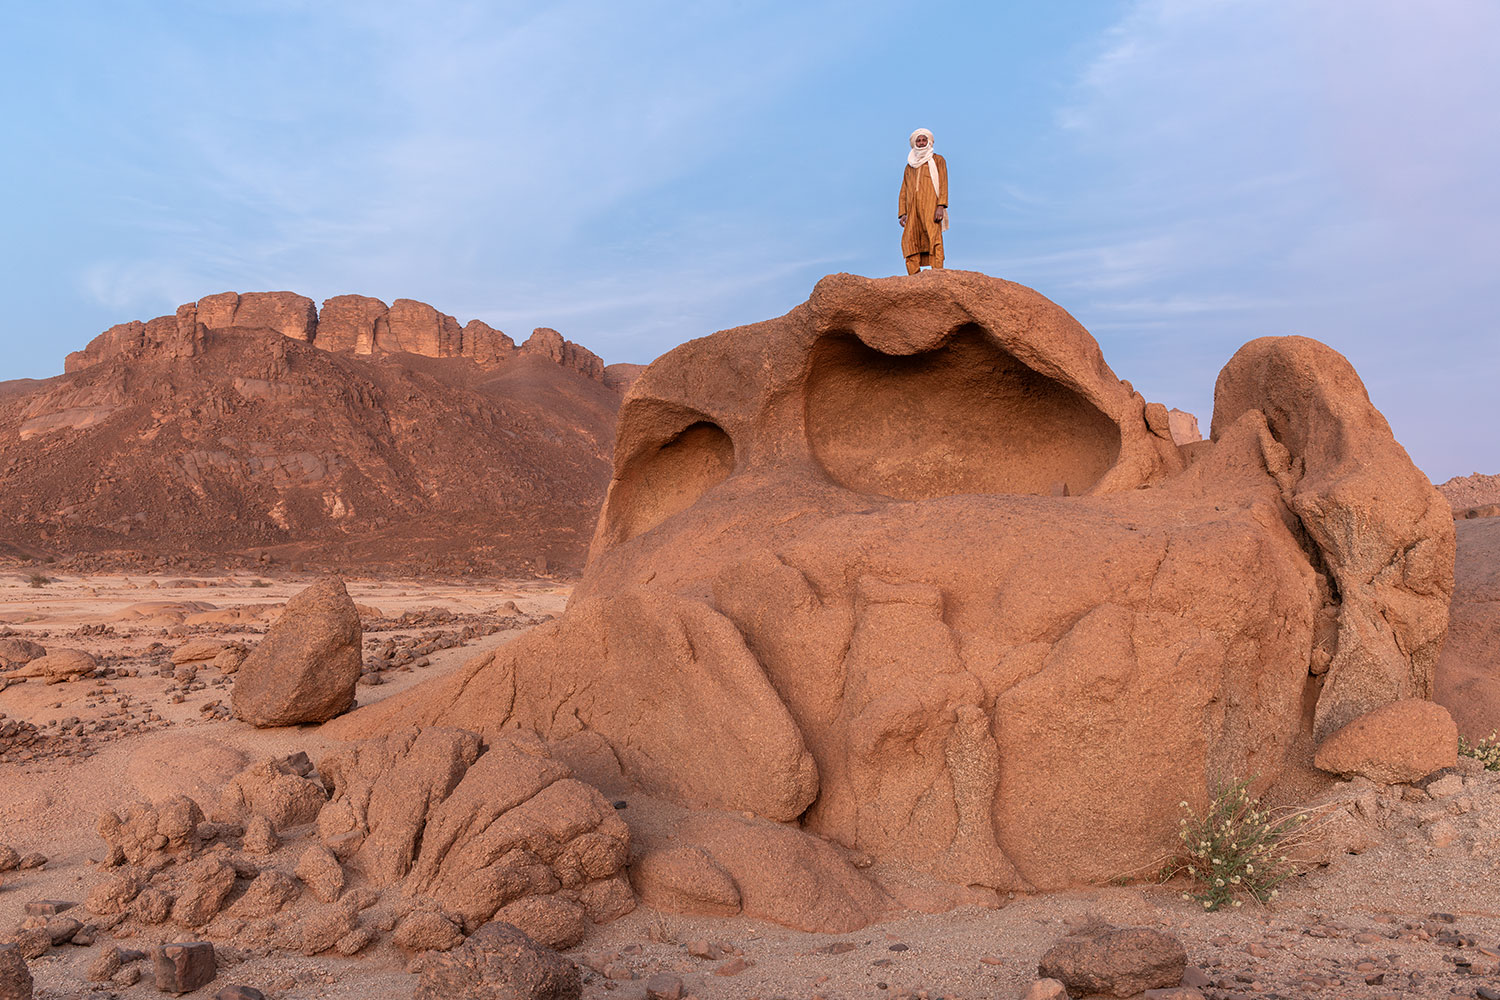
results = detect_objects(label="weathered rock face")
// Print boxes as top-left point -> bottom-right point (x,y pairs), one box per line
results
317,728 -> 632,933
230,577 -> 361,727
332,270 -> 1454,894
1211,336 -> 1455,739
1435,517 -> 1500,739
196,292 -> 317,342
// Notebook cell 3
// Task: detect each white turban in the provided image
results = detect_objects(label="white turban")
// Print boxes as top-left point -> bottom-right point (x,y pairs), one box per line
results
907,129 -> 948,230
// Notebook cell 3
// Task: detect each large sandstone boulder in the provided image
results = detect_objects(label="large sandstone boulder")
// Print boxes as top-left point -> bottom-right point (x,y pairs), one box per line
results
331,270 -> 1454,895
230,577 -> 361,727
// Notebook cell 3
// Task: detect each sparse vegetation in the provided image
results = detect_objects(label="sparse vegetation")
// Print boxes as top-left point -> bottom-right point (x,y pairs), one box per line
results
1460,731 -> 1500,771
1168,777 -> 1309,912
27,572 -> 51,588
248,579 -> 273,588
646,912 -> 677,944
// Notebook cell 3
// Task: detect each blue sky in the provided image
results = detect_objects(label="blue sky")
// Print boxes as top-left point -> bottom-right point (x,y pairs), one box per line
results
2,1 -> 1496,481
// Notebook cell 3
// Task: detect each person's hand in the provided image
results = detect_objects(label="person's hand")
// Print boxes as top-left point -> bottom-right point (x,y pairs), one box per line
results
898,214 -> 908,228
935,206 -> 946,223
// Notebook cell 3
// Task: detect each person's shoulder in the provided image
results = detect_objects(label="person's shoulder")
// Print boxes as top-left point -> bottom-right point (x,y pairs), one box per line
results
934,153 -> 947,164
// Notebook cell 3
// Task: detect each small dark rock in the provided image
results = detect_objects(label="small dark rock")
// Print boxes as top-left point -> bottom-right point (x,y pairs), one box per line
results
153,941 -> 217,995
215,987 -> 266,1000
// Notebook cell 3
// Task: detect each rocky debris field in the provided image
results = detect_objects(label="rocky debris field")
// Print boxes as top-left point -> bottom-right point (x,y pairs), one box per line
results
0,574 -> 554,767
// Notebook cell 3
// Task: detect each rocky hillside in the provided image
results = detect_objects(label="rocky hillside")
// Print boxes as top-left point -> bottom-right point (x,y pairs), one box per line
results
1,292 -> 638,576
1438,470 -> 1500,518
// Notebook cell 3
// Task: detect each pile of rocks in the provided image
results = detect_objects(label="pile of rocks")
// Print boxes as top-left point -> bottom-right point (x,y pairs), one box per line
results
54,728 -> 632,991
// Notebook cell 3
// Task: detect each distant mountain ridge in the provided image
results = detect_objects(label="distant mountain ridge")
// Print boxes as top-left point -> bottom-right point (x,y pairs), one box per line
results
1,292 -> 641,576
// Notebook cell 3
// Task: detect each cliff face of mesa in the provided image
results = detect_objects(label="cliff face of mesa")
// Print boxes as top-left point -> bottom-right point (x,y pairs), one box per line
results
3,292 -> 639,575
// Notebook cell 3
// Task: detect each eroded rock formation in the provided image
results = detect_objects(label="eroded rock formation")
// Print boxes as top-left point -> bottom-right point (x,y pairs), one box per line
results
331,270 -> 1455,897
64,291 -> 604,381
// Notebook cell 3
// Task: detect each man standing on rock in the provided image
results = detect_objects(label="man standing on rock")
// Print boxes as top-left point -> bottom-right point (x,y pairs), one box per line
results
898,128 -> 949,274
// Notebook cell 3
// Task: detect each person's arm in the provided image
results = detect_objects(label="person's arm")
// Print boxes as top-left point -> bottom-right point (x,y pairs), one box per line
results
936,155 -> 948,223
898,169 -> 909,227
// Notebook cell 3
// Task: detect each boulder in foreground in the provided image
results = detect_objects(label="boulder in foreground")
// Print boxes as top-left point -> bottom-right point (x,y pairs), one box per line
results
0,943 -> 32,1000
1038,925 -> 1187,998
231,577 -> 361,727
413,921 -> 580,1000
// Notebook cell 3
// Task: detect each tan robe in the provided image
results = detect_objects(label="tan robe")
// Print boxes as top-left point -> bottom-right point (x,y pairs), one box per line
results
899,153 -> 948,268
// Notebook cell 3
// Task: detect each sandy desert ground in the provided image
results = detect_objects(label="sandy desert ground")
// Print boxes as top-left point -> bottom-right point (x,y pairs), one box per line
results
1,570 -> 1498,1000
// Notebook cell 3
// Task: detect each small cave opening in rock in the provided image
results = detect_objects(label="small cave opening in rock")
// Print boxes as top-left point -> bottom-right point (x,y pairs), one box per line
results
804,325 -> 1121,499
608,420 -> 736,543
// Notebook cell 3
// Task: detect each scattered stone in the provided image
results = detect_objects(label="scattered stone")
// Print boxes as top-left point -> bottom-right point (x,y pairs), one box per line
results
1023,981 -> 1068,1000
1038,926 -> 1187,998
0,847 -> 19,873
87,945 -> 123,982
7,929 -> 50,960
242,814 -> 279,855
227,870 -> 300,919
393,910 -> 464,953
714,957 -> 749,976
114,964 -> 142,987
44,917 -> 82,946
295,845 -> 345,903
645,972 -> 685,1000
15,854 -> 45,871
153,941 -> 217,994
170,856 -> 238,927
23,900 -> 76,917
413,920 -> 580,1000
215,988 -> 266,1000
132,888 -> 174,925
